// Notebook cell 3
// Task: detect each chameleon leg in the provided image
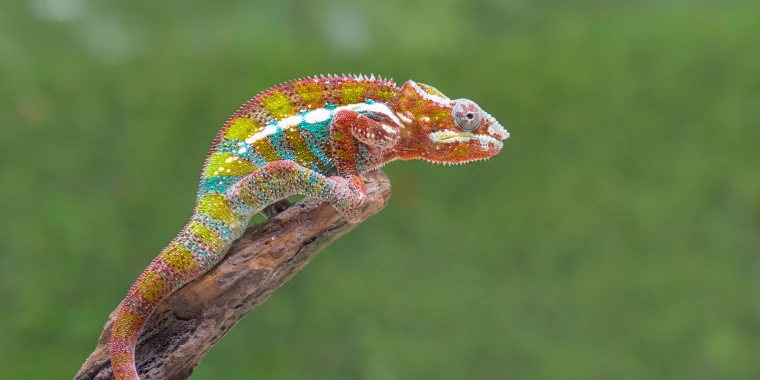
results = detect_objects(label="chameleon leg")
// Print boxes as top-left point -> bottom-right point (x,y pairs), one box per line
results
329,109 -> 400,201
230,160 -> 365,224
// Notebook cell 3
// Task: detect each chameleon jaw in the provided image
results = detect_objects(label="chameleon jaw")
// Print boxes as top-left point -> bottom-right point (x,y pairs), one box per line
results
429,130 -> 505,151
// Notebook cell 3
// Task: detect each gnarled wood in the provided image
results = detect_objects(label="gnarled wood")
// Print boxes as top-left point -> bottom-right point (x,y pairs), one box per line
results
75,170 -> 391,380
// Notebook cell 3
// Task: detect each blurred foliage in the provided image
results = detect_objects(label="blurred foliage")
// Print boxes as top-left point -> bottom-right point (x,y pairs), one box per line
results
1,0 -> 760,379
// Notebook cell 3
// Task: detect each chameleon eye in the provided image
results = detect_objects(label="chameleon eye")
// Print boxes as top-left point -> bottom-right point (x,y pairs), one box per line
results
452,99 -> 482,131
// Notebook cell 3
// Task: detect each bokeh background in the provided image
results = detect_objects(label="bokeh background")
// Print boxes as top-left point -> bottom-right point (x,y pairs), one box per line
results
2,0 -> 759,379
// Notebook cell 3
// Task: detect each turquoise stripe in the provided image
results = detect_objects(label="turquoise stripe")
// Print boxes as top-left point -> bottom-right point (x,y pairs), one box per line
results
214,137 -> 268,168
299,120 -> 336,175
269,128 -> 296,161
193,214 -> 235,243
176,229 -> 218,269
198,175 -> 240,196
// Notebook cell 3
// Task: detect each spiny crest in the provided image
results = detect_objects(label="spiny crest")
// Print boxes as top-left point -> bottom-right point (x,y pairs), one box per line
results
319,73 -> 396,87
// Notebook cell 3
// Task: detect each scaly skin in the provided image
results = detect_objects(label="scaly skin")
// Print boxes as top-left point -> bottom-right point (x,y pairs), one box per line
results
109,74 -> 509,379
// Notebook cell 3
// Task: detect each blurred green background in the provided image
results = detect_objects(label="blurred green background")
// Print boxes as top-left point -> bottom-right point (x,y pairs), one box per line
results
2,0 -> 759,379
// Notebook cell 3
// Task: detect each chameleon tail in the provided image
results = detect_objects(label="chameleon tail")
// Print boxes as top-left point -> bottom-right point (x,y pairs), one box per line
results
109,214 -> 237,380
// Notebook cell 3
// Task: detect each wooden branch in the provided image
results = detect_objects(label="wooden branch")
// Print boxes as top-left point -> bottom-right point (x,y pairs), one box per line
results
75,170 -> 392,380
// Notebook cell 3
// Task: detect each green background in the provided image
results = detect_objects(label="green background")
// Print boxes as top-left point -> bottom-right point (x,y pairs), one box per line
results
2,0 -> 759,379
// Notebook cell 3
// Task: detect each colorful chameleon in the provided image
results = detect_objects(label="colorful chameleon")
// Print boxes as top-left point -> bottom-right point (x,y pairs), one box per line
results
109,74 -> 509,379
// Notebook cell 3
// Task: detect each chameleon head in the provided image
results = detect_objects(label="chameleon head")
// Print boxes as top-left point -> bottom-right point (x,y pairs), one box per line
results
394,80 -> 509,165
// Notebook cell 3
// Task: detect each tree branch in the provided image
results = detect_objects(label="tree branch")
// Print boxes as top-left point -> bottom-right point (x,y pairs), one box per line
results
75,170 -> 392,380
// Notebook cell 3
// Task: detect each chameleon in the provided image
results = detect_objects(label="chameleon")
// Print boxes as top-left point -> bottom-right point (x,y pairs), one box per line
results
109,73 -> 509,379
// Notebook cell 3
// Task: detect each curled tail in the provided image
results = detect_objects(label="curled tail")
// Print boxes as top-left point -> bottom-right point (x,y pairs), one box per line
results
110,207 -> 243,379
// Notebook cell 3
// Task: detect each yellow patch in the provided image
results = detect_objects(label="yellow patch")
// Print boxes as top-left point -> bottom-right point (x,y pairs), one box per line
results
110,352 -> 131,368
419,83 -> 449,99
112,310 -> 145,339
451,144 -> 471,159
197,193 -> 239,226
189,222 -> 226,252
262,91 -> 295,119
133,271 -> 169,304
163,242 -> 200,275
225,117 -> 261,140
430,108 -> 449,123
204,153 -> 256,178
284,128 -> 324,171
251,139 -> 281,162
341,83 -> 365,105
376,87 -> 395,102
296,82 -> 323,109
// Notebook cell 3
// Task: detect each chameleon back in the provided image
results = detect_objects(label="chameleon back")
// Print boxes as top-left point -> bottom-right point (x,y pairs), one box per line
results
198,74 -> 401,199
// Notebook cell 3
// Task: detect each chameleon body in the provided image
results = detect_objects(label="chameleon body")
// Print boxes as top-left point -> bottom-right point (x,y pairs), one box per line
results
109,74 -> 509,380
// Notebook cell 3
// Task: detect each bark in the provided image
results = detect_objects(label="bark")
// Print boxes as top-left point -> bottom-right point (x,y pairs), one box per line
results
75,170 -> 392,380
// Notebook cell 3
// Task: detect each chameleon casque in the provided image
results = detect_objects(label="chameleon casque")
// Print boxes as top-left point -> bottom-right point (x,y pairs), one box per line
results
109,74 -> 509,379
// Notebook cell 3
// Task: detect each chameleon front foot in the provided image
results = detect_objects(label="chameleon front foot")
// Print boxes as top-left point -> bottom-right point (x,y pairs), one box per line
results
326,175 -> 365,224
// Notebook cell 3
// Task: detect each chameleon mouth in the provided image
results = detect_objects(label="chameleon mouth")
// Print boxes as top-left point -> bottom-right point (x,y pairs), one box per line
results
429,130 -> 505,150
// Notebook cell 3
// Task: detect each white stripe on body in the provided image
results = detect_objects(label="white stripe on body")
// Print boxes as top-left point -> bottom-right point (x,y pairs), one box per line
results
243,102 -> 404,144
